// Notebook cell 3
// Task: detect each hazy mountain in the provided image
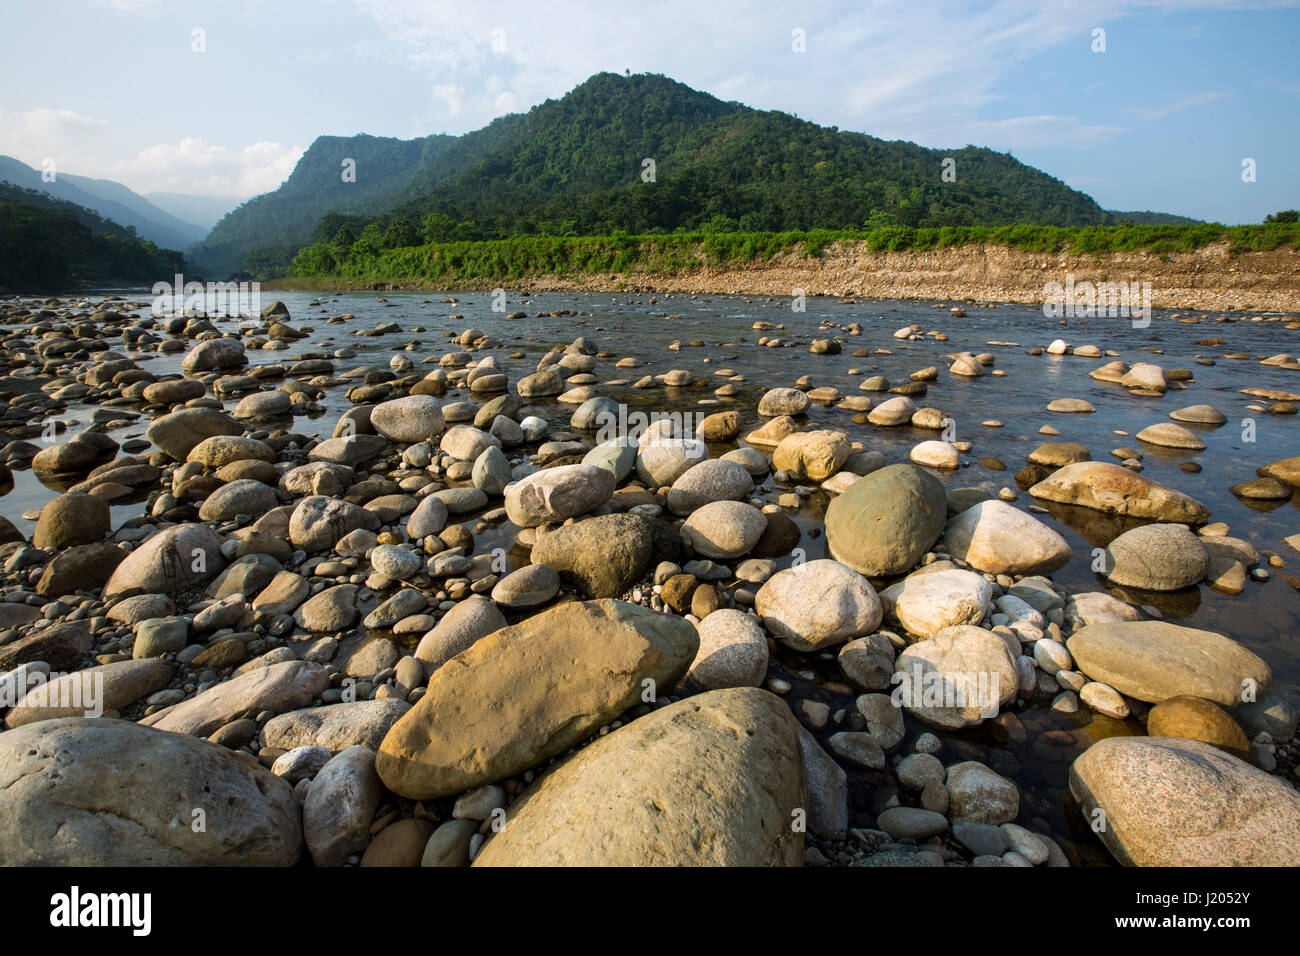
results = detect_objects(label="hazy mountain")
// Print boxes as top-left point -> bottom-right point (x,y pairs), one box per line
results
144,192 -> 242,231
0,156 -> 205,250
193,72 -> 1188,274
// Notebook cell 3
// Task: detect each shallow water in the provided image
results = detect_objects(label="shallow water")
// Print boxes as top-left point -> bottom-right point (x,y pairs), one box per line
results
5,288 -> 1300,865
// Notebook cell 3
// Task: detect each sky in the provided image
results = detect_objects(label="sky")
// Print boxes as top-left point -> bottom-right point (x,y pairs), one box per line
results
0,0 -> 1296,223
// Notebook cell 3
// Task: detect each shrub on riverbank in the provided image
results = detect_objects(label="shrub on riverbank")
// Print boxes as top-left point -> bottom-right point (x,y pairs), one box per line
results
282,222 -> 1300,284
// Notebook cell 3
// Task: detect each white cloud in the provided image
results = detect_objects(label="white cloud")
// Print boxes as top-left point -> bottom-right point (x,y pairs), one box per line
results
0,109 -> 302,197
348,0 -> 1284,151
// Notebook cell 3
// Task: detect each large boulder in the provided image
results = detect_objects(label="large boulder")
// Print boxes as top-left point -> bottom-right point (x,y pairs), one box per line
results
1028,461 -> 1210,524
680,501 -> 767,559
825,464 -> 946,577
377,600 -> 698,799
370,395 -> 445,443
882,568 -> 993,637
263,699 -> 411,752
892,625 -> 1018,729
1101,523 -> 1209,591
146,407 -> 242,460
665,458 -> 754,514
197,479 -> 278,523
414,595 -> 508,674
771,430 -> 851,482
755,559 -> 882,652
529,513 -> 656,598
504,464 -> 616,527
303,745 -> 383,867
0,718 -> 301,864
182,337 -> 246,371
289,496 -> 381,551
1067,621 -> 1270,706
3,659 -> 172,728
32,492 -> 110,550
942,500 -> 1072,576
472,688 -> 806,866
102,523 -> 225,601
1069,736 -> 1300,865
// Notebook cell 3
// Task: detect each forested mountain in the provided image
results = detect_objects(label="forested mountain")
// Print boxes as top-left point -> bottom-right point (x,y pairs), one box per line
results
194,72 -> 1120,275
189,133 -> 455,274
0,183 -> 183,290
0,155 -> 205,250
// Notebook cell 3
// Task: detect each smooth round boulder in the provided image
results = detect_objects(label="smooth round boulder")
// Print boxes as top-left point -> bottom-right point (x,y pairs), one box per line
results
756,559 -> 882,652
942,500 -> 1071,576
1101,523 -> 1209,591
685,609 -> 770,690
371,395 -> 445,443
33,492 -> 110,550
758,387 -> 811,417
666,458 -> 755,515
825,464 -> 946,577
680,501 -> 766,560
505,464 -> 616,528
0,717 -> 300,865
1069,736 -> 1300,866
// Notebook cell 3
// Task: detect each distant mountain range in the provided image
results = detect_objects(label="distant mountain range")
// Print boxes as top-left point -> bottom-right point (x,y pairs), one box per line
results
190,72 -> 1202,275
0,155 -> 212,250
143,191 -> 242,231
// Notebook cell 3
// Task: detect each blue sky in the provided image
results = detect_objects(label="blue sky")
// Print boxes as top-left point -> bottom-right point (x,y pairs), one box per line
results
0,0 -> 1295,223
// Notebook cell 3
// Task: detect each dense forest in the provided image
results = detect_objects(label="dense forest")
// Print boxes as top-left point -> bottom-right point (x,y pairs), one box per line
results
0,183 -> 183,291
194,72 -> 1133,276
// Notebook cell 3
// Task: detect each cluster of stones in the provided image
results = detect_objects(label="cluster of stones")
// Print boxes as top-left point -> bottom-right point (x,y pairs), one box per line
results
0,295 -> 1296,869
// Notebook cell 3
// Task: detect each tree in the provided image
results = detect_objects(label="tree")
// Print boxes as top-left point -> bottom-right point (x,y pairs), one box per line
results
1265,210 -> 1299,224
383,218 -> 420,248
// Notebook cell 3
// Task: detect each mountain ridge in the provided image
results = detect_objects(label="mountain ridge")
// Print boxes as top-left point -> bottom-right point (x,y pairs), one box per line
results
190,72 -> 1183,275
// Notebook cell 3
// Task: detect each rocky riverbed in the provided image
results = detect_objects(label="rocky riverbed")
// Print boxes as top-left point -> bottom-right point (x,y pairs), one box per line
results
0,289 -> 1297,867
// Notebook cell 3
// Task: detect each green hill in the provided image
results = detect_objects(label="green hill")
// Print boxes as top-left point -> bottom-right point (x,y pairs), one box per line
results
196,72 -> 1120,276
0,183 -> 183,291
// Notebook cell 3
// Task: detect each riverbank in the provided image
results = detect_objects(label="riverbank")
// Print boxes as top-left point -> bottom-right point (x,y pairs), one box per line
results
266,240 -> 1300,312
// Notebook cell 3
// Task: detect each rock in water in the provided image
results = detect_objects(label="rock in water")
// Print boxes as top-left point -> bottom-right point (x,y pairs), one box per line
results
377,600 -> 698,799
942,500 -> 1071,576
1028,461 -> 1210,523
0,718 -> 301,865
892,626 -> 1018,728
825,464 -> 946,577
1066,621 -> 1269,706
1069,736 -> 1300,866
472,688 -> 806,866
1101,523 -> 1209,590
